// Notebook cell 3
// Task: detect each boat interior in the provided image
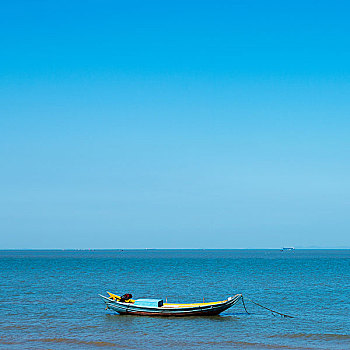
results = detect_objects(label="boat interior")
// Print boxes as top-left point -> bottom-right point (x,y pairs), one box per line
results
106,292 -> 228,308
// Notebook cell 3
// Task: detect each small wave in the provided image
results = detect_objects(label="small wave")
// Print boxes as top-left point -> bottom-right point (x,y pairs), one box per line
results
3,324 -> 34,330
198,340 -> 314,349
269,333 -> 350,341
0,340 -> 19,345
33,338 -> 129,348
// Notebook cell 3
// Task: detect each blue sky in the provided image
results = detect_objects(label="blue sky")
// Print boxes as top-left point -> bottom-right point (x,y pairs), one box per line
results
1,0 -> 349,248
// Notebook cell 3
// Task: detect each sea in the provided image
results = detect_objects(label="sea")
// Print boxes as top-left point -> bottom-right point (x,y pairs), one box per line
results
0,249 -> 349,350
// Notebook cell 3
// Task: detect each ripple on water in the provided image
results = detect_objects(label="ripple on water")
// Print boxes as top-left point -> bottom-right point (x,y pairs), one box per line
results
30,338 -> 130,348
269,333 -> 350,341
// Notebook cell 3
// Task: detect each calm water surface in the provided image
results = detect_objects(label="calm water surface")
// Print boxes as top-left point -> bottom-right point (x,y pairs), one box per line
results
0,249 -> 349,349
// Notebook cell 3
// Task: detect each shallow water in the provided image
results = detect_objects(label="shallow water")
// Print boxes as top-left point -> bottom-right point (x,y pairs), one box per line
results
0,249 -> 349,349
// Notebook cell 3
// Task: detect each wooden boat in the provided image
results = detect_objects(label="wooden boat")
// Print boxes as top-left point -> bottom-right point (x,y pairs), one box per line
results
100,292 -> 242,316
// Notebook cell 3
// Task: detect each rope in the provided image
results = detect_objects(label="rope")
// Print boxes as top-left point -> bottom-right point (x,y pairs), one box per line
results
242,296 -> 294,318
241,296 -> 250,314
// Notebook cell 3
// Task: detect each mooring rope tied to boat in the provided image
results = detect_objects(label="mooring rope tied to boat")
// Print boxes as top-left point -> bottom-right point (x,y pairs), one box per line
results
101,292 -> 293,317
242,296 -> 294,318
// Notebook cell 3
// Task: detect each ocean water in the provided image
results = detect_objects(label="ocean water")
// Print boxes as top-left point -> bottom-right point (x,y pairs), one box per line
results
0,249 -> 349,350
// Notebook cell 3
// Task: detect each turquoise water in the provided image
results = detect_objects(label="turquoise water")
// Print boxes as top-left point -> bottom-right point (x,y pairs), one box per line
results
1,249 -> 349,349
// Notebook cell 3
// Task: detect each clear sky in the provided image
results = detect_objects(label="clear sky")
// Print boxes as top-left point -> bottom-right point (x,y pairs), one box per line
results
1,0 -> 349,249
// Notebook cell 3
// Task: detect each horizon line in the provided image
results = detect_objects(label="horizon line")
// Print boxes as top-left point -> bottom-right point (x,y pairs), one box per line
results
1,247 -> 350,250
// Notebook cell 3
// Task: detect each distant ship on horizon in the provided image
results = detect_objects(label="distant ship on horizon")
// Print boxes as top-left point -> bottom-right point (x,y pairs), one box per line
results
281,247 -> 295,251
